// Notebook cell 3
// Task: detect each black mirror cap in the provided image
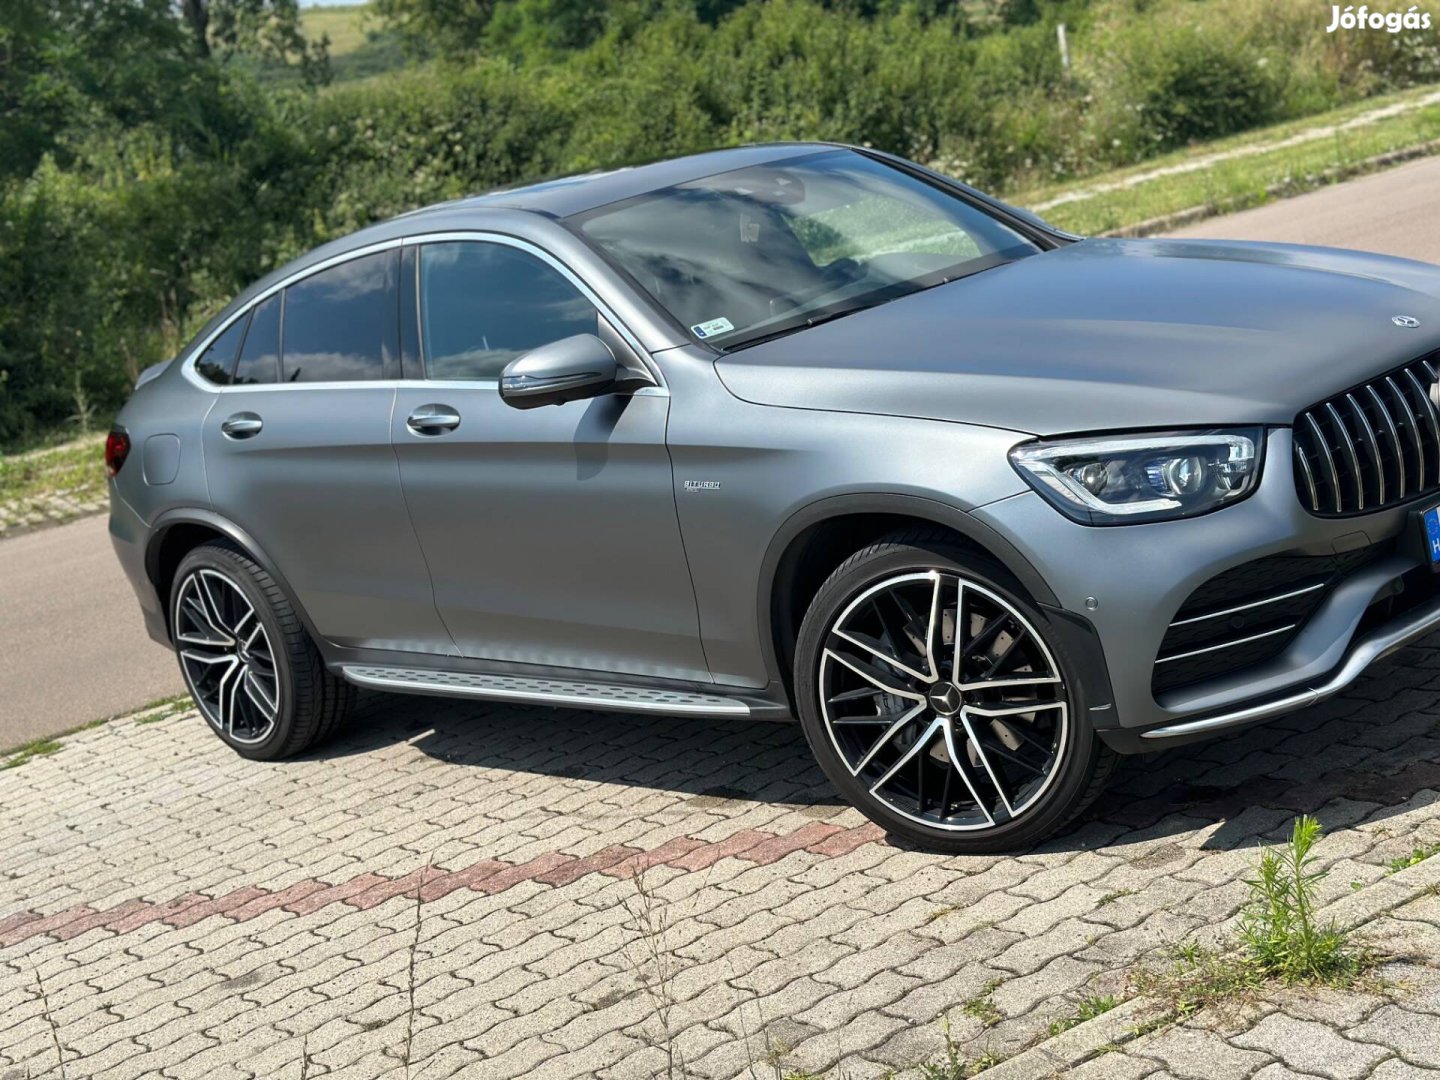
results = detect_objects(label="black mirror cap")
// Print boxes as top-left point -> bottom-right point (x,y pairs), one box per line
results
499,334 -> 621,410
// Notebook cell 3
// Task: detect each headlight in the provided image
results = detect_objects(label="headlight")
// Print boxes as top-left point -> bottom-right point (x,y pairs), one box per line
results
1009,429 -> 1263,525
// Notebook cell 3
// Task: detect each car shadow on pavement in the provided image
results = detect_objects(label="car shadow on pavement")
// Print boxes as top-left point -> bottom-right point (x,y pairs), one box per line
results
309,644 -> 1440,855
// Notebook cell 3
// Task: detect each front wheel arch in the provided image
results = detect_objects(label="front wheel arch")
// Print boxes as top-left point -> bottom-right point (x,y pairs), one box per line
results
761,494 -> 1059,708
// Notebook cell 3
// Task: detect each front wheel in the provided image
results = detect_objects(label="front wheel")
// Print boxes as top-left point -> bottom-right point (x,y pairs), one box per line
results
171,541 -> 353,760
794,531 -> 1115,853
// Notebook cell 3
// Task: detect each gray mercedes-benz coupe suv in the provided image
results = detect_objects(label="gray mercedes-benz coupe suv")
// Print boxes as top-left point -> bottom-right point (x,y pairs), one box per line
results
109,143 -> 1440,851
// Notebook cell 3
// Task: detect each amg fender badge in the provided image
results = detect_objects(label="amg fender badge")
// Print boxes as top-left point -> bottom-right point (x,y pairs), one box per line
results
683,480 -> 721,491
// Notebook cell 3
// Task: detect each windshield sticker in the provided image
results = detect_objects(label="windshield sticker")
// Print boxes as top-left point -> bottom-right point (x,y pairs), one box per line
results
691,317 -> 735,339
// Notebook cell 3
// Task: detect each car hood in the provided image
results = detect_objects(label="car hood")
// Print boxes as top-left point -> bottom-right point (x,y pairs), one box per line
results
713,238 -> 1440,436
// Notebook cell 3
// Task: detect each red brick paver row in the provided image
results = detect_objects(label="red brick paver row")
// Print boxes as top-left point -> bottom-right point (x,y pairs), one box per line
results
0,820 -> 886,949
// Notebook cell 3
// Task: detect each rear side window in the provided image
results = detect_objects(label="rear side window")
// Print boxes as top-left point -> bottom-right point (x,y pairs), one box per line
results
281,250 -> 395,383
234,295 -> 281,385
419,242 -> 597,380
194,318 -> 248,386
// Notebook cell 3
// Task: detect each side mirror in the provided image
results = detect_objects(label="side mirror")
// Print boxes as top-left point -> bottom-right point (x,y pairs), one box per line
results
500,334 -> 621,410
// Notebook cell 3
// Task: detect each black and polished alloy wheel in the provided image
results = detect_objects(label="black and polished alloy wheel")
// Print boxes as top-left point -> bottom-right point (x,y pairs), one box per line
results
171,542 -> 354,760
175,568 -> 281,745
795,533 -> 1115,853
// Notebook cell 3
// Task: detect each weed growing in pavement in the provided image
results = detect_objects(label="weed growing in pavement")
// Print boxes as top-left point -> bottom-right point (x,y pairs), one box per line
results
959,979 -> 1002,1028
910,1013 -> 1007,1080
32,961 -> 69,1079
625,867 -> 690,1080
1387,841 -> 1440,874
1134,815 -> 1370,1018
1046,994 -> 1118,1037
1240,815 -> 1356,982
1097,889 -> 1136,907
2,738 -> 61,770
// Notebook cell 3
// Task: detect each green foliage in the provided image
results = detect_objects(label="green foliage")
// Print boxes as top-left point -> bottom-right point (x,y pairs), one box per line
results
1240,815 -> 1355,983
1047,993 -> 1117,1036
1387,840 -> 1440,874
4,0 -> 1439,444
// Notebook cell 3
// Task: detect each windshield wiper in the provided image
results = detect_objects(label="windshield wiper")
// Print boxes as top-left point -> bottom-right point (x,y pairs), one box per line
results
720,252 -> 1022,352
725,302 -> 879,351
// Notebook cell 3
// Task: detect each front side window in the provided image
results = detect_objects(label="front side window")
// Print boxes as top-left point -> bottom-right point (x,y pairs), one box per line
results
419,242 -> 598,381
282,251 -> 394,383
234,294 -> 281,385
574,149 -> 1040,349
195,317 -> 248,386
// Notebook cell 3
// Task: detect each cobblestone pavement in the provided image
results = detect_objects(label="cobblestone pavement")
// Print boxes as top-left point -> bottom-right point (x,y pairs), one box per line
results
3,638 -> 1440,1079
1053,891 -> 1440,1080
0,490 -> 106,540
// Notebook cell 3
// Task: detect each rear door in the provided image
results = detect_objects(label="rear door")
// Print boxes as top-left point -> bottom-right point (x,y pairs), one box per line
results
390,236 -> 710,682
201,246 -> 453,655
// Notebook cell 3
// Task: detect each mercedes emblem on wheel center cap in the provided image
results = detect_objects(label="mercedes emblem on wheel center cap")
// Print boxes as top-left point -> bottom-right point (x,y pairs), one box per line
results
1393,315 -> 1421,328
927,682 -> 964,717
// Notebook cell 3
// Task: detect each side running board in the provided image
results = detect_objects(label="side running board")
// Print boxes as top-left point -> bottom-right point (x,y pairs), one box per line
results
339,665 -> 752,716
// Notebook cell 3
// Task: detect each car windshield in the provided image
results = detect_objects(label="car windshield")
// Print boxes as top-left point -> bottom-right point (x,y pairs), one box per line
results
572,150 -> 1041,349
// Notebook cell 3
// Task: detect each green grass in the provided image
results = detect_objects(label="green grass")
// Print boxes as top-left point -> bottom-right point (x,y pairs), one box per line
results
0,738 -> 63,770
1387,841 -> 1440,874
1010,84 -> 1440,236
1046,994 -> 1117,1037
959,980 -> 1002,1028
0,437 -> 106,508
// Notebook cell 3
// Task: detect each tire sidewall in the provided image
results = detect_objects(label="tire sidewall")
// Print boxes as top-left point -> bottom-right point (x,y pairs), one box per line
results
173,544 -> 297,761
794,541 -> 1103,853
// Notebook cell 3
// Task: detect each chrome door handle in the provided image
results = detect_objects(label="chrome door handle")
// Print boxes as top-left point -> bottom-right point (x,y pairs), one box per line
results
220,412 -> 263,439
406,405 -> 461,435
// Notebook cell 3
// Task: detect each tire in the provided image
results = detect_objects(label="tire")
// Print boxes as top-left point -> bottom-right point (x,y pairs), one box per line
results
794,529 -> 1115,853
171,541 -> 354,760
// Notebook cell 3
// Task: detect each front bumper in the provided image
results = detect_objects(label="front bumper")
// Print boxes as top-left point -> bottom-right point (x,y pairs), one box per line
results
973,427 -> 1440,748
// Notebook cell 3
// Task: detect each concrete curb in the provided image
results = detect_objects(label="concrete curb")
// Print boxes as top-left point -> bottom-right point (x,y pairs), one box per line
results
1097,138 -> 1440,240
973,852 -> 1440,1078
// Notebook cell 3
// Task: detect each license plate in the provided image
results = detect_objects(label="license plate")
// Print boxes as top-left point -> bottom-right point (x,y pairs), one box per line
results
1424,505 -> 1440,565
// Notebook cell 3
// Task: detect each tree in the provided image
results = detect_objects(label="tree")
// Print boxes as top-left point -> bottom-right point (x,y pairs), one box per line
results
175,0 -> 331,84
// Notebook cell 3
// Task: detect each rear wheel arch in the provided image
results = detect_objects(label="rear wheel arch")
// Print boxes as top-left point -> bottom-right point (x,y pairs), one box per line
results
761,494 -> 1058,706
146,511 -> 322,650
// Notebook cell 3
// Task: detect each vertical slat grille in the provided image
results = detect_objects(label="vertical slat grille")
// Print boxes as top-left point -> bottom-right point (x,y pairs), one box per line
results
1294,354 -> 1440,515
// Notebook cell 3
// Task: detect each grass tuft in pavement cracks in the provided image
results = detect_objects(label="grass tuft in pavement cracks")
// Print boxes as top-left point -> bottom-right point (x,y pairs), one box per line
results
1135,815 -> 1373,1018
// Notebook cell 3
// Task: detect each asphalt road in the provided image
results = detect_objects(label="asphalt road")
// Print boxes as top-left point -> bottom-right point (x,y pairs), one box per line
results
0,515 -> 179,750
1171,154 -> 1440,257
4,155 -> 1440,752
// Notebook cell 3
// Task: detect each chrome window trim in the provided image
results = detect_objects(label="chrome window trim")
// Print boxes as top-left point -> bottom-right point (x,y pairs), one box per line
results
179,231 -> 667,396
405,231 -> 666,392
180,238 -> 404,393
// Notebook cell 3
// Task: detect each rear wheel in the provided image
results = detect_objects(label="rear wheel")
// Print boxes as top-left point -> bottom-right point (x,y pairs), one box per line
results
171,542 -> 353,760
794,531 -> 1115,853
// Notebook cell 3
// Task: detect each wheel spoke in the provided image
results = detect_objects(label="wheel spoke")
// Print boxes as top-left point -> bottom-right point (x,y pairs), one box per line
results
950,579 -> 967,684
243,669 -> 278,718
965,700 -> 1066,719
958,675 -> 1061,693
850,702 -> 927,776
832,628 -> 932,685
958,711 -> 1016,818
869,717 -> 942,796
824,648 -> 924,702
939,719 -> 995,826
198,573 -> 233,637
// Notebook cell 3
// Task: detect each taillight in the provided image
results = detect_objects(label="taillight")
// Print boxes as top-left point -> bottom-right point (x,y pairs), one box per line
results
105,430 -> 131,477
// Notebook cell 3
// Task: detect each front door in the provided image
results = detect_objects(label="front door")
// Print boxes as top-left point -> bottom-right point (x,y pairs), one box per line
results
391,237 -> 709,682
